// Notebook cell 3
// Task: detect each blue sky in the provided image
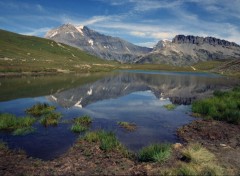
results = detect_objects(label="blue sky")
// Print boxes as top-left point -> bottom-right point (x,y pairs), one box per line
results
0,0 -> 240,47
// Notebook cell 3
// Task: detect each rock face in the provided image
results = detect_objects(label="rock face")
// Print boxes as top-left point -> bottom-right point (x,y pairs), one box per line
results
136,35 -> 240,66
45,24 -> 151,63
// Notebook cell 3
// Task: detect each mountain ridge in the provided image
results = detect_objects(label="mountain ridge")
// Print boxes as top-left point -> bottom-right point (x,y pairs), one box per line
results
45,24 -> 152,63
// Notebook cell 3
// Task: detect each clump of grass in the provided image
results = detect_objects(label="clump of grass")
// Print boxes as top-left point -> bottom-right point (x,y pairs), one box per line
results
164,104 -> 177,110
40,112 -> 62,126
138,143 -> 172,163
25,103 -> 56,117
73,115 -> 92,126
192,87 -> 240,124
175,143 -> 224,175
0,113 -> 36,132
71,124 -> 88,133
117,121 -> 137,131
12,127 -> 36,136
84,130 -> 125,152
71,115 -> 92,133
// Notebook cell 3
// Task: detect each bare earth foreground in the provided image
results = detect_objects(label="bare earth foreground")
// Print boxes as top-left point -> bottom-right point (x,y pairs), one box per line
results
1,119 -> 240,175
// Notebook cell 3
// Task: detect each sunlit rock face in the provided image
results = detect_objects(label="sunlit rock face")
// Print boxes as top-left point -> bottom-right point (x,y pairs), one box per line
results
45,24 -> 151,63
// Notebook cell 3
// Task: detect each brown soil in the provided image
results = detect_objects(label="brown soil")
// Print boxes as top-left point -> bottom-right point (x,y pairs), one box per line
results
178,119 -> 240,175
0,139 -> 180,176
1,119 -> 240,175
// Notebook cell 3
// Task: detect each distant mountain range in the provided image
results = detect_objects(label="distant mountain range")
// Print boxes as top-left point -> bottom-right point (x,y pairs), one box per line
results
46,24 -> 240,65
45,24 -> 151,63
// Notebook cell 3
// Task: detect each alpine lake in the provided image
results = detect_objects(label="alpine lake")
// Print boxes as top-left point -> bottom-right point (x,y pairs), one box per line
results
0,70 -> 239,160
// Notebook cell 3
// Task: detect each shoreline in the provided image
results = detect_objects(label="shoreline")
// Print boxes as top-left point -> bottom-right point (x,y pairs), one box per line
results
1,119 -> 239,175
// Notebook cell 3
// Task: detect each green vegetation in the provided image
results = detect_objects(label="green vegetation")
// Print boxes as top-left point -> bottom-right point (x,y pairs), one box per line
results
0,141 -> 8,150
192,87 -> 240,124
117,121 -> 137,131
73,115 -> 92,126
138,143 -> 172,163
71,115 -> 92,133
0,29 -> 118,73
84,130 -> 125,152
0,113 -> 36,135
174,143 -> 224,176
12,127 -> 36,136
71,124 -> 88,133
193,60 -> 223,71
40,112 -> 62,126
26,103 -> 56,117
163,104 -> 177,110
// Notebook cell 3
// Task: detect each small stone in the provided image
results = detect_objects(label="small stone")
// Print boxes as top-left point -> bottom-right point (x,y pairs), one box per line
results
173,143 -> 183,150
220,144 -> 227,147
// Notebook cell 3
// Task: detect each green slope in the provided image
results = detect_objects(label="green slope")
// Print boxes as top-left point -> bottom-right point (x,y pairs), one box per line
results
0,29 -> 117,73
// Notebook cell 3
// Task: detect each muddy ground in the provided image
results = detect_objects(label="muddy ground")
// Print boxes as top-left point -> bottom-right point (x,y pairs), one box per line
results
1,119 -> 240,175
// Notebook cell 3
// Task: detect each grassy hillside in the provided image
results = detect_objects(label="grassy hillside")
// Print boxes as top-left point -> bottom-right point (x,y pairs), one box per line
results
0,29 -> 118,73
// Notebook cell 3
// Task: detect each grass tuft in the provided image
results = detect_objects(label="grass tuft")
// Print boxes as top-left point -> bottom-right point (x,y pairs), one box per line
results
175,143 -> 224,175
12,127 -> 36,136
84,130 -> 126,152
138,143 -> 172,163
26,103 -> 56,117
117,121 -> 137,131
164,104 -> 177,110
71,124 -> 88,133
40,112 -> 62,126
0,113 -> 36,132
70,115 -> 92,133
192,88 -> 240,124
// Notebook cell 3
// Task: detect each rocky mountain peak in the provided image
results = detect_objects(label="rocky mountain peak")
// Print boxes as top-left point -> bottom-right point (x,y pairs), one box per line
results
172,35 -> 239,47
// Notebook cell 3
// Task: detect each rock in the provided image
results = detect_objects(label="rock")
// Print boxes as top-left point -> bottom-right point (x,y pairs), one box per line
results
173,143 -> 183,150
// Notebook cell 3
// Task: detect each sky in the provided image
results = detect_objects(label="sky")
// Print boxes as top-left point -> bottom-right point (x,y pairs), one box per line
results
0,0 -> 240,47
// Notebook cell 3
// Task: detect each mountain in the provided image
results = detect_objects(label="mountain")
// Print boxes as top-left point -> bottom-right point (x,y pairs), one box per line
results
45,24 -> 152,63
136,35 -> 240,66
0,29 -> 117,73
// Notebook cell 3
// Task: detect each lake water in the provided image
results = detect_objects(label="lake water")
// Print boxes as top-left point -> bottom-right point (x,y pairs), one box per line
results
0,70 -> 238,160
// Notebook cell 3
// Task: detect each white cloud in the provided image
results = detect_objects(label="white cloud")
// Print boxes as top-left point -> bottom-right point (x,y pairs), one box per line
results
22,27 -> 52,36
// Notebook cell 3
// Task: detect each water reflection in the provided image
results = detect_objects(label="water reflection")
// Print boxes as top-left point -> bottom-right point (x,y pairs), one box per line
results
47,71 -> 238,107
0,70 -> 238,160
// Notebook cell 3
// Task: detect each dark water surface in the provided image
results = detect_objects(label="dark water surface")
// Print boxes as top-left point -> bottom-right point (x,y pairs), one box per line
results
0,71 -> 238,160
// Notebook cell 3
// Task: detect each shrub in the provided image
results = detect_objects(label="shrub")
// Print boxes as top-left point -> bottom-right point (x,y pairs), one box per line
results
138,143 -> 172,163
25,103 -> 56,117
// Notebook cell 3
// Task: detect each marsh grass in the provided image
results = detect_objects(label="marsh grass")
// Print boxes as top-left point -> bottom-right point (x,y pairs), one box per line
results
117,121 -> 137,131
175,143 -> 224,175
138,143 -> 172,163
40,112 -> 62,126
84,130 -> 127,153
71,124 -> 88,133
26,103 -> 56,117
70,115 -> 92,133
12,127 -> 36,136
192,87 -> 240,124
164,104 -> 177,110
0,113 -> 36,132
73,115 -> 92,126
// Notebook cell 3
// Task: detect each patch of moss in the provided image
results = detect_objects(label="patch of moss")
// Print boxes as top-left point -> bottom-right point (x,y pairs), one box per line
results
40,112 -> 62,126
164,104 -> 177,110
25,103 -> 56,117
117,121 -> 137,131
